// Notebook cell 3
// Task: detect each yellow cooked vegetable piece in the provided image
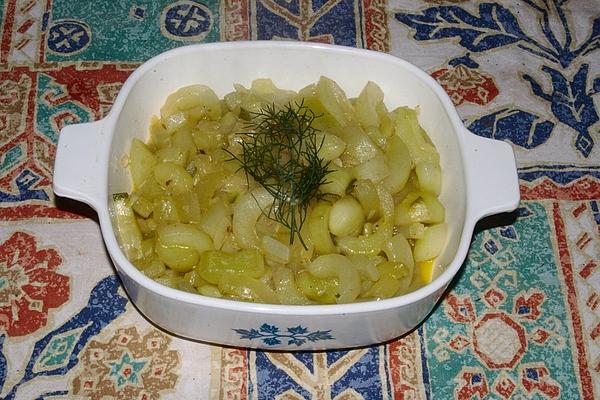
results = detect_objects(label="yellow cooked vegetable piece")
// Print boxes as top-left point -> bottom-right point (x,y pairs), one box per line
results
273,266 -> 313,305
354,81 -> 384,128
115,77 -> 447,305
296,270 -> 340,304
306,201 -> 337,255
154,162 -> 194,195
416,160 -> 442,196
156,223 -> 213,272
316,132 -> 347,161
383,135 -> 411,194
336,221 -> 393,256
139,258 -> 166,278
219,275 -> 278,304
319,166 -> 354,197
417,259 -> 436,285
160,84 -> 221,123
129,139 -> 157,189
328,196 -> 365,237
394,192 -> 445,226
113,195 -> 143,261
413,223 -> 447,262
196,248 -> 265,284
307,254 -> 361,304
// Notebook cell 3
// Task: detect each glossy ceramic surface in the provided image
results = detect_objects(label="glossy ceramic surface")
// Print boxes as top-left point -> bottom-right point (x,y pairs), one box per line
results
53,41 -> 519,350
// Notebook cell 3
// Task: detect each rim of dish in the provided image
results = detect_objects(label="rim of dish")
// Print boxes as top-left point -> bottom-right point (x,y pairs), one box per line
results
100,40 -> 478,316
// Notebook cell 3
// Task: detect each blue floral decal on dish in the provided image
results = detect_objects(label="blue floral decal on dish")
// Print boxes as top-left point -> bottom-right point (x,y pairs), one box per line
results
234,324 -> 334,346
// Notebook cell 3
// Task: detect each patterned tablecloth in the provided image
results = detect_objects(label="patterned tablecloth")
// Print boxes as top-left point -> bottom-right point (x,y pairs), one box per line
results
1,0 -> 600,398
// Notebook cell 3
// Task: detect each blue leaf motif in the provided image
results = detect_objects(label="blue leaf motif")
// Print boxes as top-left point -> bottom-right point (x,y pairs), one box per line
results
287,325 -> 308,335
499,226 -> 518,240
259,323 -> 279,334
263,337 -> 281,346
574,134 -> 594,157
288,337 -> 306,346
35,391 -> 69,400
3,276 -> 127,400
27,276 -> 126,375
395,4 -> 526,52
592,76 -> 600,95
306,330 -> 334,342
449,53 -> 479,68
575,16 -> 600,57
233,329 -> 261,340
249,329 -> 262,339
516,206 -> 534,218
0,335 -> 6,393
467,108 -> 555,149
233,325 -> 334,346
523,64 -> 599,157
0,170 -> 50,203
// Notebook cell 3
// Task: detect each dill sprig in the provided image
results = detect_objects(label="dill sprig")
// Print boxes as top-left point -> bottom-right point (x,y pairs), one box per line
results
226,101 -> 331,247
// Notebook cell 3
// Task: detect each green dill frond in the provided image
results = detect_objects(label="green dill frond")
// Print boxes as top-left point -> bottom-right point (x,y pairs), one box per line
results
225,101 -> 331,247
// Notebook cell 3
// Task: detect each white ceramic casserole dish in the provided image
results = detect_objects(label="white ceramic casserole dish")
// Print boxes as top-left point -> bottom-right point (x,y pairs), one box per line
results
53,41 -> 519,350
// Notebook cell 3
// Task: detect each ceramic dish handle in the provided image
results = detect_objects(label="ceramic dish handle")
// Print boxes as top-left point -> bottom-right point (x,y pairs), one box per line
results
53,120 -> 108,211
462,129 -> 520,220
